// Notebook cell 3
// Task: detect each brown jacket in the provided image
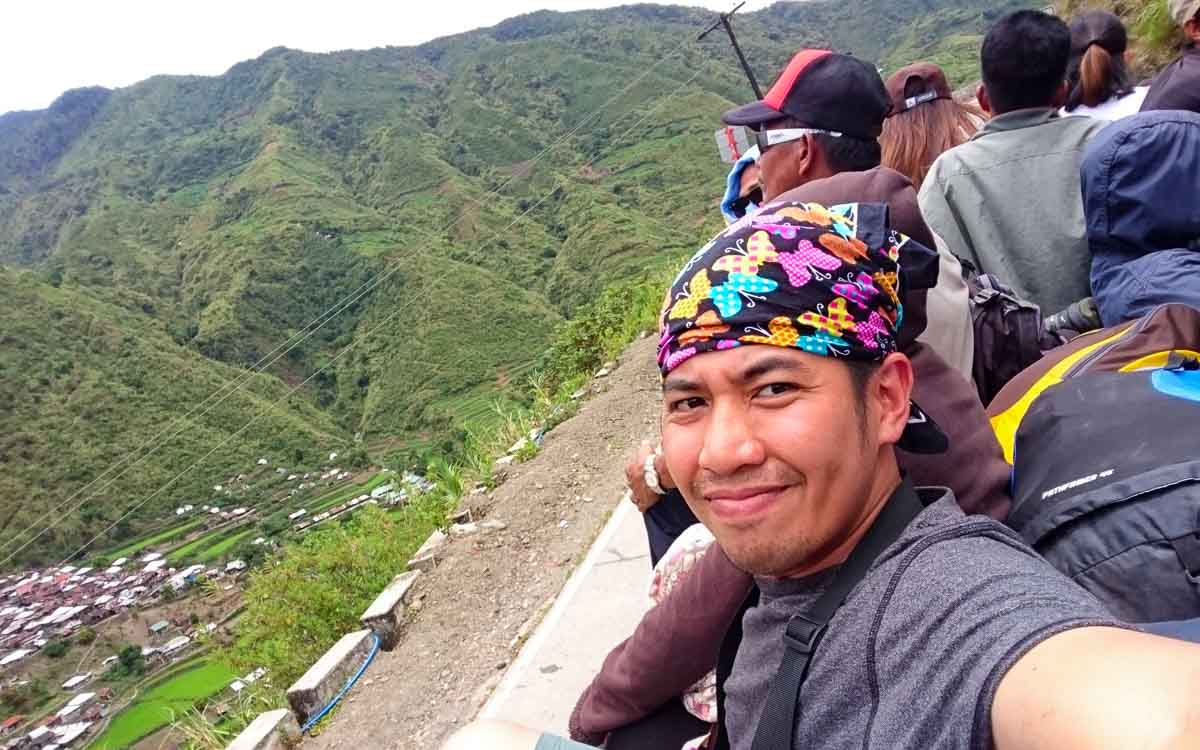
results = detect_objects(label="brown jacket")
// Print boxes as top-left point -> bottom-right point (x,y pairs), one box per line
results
569,170 -> 1010,744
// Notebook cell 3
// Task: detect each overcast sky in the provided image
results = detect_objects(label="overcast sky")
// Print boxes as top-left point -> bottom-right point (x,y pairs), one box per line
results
2,0 -> 776,115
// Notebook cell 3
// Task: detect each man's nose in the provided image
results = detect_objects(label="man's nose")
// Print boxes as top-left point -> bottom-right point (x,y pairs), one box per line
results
698,399 -> 765,477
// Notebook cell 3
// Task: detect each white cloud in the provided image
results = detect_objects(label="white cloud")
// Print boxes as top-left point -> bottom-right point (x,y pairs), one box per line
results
1,0 -> 773,114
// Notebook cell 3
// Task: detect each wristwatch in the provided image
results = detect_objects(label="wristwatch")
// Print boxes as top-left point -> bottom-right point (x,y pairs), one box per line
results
643,448 -> 665,495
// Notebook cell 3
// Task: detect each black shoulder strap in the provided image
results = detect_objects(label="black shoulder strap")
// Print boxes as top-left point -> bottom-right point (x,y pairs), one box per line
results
713,586 -> 758,750
746,480 -> 926,750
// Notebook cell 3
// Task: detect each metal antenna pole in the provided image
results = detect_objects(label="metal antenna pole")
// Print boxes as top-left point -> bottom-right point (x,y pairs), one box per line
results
698,1 -> 763,99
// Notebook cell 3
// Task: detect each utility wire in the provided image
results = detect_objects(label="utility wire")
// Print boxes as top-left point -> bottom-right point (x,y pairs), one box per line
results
0,32 -> 700,562
24,61 -> 707,571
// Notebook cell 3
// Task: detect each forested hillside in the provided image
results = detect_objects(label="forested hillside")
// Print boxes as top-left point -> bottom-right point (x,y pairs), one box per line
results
0,0 -> 1034,567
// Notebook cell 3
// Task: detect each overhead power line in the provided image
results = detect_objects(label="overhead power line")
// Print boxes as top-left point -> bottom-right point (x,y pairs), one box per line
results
0,30 -> 700,564
7,50 -> 710,572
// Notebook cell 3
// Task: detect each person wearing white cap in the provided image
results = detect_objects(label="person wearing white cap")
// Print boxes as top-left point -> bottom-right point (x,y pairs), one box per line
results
1141,0 -> 1200,114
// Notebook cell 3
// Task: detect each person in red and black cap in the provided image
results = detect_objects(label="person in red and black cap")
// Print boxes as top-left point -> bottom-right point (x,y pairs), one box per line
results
629,50 -> 906,568
720,50 -> 892,201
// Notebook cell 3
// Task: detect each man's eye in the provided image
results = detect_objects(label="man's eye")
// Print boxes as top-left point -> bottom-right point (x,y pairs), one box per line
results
669,397 -> 707,412
757,383 -> 797,398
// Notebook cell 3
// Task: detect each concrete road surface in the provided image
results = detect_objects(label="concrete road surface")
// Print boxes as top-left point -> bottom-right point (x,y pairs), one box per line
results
481,499 -> 651,734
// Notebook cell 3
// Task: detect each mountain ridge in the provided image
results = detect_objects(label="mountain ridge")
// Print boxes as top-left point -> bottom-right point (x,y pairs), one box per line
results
0,0 -> 1035,567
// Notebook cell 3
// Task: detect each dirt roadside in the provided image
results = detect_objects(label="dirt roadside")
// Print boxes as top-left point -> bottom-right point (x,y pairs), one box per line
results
305,334 -> 662,750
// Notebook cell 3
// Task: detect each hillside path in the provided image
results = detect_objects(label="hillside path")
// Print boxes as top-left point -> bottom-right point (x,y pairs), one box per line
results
306,335 -> 662,750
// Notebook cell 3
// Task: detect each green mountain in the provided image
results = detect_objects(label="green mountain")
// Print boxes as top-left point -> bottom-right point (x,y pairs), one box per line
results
0,0 -> 1033,568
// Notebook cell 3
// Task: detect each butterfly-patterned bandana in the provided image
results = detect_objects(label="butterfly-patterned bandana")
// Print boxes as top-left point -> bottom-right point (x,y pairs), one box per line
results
658,201 -> 935,375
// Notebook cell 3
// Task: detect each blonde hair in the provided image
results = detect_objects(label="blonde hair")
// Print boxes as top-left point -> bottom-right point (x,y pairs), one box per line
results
880,98 -> 985,189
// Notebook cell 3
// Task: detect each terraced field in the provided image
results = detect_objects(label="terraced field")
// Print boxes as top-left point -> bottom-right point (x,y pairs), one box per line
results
195,529 -> 256,564
95,518 -> 207,564
89,658 -> 235,749
160,473 -> 396,564
166,524 -> 249,565
303,472 -> 394,515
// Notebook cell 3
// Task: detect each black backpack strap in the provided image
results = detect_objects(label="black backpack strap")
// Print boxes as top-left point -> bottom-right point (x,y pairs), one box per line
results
747,480 -> 926,750
713,587 -> 760,750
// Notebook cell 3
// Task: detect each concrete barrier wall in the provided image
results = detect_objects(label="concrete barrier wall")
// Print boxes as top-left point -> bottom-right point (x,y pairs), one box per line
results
286,629 -> 375,727
227,569 -> 424,748
360,571 -> 421,650
227,709 -> 300,750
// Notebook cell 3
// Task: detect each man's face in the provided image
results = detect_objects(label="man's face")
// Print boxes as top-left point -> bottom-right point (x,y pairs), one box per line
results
754,122 -> 808,200
660,345 -> 884,578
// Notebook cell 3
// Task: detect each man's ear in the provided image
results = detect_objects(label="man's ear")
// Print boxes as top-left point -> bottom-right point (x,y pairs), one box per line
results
871,353 -> 915,448
1049,80 -> 1069,109
976,83 -> 992,116
792,134 -> 817,182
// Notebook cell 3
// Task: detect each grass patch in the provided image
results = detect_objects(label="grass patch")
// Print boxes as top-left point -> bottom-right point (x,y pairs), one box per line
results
166,525 -> 245,565
195,529 -> 256,564
223,497 -> 455,688
97,517 -> 208,563
89,659 -> 235,750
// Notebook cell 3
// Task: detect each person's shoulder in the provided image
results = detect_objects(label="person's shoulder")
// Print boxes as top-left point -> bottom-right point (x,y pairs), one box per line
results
884,494 -> 1055,585
869,494 -> 1111,634
1051,111 -> 1109,135
920,148 -> 965,192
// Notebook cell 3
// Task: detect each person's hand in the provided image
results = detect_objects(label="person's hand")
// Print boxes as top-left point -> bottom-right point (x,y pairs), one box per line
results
624,441 -> 676,513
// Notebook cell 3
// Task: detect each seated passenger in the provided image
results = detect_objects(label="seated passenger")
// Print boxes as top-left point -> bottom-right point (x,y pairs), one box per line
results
881,62 -> 986,189
1141,0 -> 1200,114
446,203 -> 1200,750
1061,10 -> 1148,120
720,146 -> 762,224
1083,110 -> 1200,326
919,10 -> 1107,316
880,61 -> 982,376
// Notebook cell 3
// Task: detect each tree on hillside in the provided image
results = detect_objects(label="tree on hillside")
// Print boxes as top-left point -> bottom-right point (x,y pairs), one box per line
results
106,644 -> 146,680
261,512 -> 290,537
344,446 -> 369,469
230,538 -> 269,569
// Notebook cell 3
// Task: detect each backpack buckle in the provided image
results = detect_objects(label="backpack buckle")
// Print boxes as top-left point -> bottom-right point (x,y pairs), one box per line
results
782,615 -> 826,655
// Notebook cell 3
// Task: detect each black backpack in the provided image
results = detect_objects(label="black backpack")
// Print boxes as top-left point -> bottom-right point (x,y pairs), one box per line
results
969,275 -> 1051,406
1007,357 -> 1200,623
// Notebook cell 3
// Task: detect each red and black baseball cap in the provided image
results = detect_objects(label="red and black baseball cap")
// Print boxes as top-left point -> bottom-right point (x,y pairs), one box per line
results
721,49 -> 891,139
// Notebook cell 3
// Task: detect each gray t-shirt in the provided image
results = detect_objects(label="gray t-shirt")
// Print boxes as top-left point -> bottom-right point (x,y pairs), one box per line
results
723,491 -> 1124,750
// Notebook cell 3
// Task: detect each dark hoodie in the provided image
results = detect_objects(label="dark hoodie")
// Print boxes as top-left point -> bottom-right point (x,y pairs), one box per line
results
1084,111 -> 1200,327
569,168 -> 1011,745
